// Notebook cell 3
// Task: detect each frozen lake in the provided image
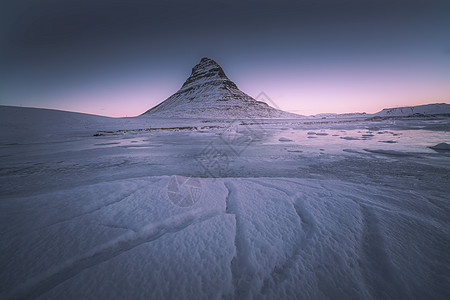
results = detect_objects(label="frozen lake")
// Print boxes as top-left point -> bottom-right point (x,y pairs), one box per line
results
1,111 -> 449,299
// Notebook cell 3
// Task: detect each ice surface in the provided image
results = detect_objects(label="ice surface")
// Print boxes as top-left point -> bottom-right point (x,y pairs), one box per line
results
1,106 -> 449,299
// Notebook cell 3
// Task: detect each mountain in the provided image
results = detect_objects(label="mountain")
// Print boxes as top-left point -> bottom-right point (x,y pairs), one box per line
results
142,57 -> 300,119
374,103 -> 450,117
311,112 -> 367,118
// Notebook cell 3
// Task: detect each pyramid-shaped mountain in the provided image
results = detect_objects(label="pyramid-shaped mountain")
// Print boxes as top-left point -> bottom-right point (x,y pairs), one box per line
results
142,58 -> 300,118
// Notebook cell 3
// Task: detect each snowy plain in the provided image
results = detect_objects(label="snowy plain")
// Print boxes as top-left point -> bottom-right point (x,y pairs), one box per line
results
0,105 -> 449,299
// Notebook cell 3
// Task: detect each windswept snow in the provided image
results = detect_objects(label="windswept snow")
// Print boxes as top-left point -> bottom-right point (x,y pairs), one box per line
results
0,106 -> 449,299
1,177 -> 448,299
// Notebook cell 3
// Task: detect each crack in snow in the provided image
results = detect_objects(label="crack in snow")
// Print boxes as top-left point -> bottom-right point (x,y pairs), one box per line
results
223,180 -> 254,300
99,223 -> 137,233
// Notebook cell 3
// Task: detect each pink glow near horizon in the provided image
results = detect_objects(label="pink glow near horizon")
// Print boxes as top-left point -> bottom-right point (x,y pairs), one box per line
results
33,63 -> 450,118
45,85 -> 450,118
235,66 -> 450,116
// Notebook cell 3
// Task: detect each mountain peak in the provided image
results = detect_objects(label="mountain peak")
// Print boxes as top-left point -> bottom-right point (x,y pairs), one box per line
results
143,58 -> 300,119
199,57 -> 216,64
181,57 -> 231,90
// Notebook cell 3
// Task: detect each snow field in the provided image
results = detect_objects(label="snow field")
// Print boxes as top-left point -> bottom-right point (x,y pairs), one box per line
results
1,177 -> 448,299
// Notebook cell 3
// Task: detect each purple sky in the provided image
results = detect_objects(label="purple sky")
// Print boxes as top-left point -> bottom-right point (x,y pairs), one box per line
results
1,0 -> 449,117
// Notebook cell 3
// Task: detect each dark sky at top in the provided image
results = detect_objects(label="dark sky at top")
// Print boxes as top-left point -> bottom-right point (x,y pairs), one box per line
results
1,0 -> 449,116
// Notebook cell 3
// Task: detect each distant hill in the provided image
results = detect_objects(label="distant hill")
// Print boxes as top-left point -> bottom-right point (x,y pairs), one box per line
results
373,103 -> 450,117
0,105 -> 113,143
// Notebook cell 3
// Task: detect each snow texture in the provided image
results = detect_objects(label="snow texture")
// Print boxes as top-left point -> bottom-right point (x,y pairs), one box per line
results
1,105 -> 449,299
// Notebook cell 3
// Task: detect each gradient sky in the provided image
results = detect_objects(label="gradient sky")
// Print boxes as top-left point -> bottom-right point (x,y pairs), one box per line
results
1,0 -> 449,117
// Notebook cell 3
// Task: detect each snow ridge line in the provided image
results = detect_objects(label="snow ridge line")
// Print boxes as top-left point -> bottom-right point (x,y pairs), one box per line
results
359,204 -> 408,299
246,179 -> 317,294
6,208 -> 222,300
333,187 -> 443,230
0,188 -> 141,243
245,179 -> 316,237
42,189 -> 141,229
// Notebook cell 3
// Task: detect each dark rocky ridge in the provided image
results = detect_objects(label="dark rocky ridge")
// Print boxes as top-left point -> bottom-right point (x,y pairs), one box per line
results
181,57 -> 235,89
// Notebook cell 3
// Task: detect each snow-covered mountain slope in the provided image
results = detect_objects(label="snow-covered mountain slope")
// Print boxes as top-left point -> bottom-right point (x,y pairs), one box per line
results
374,103 -> 450,117
142,58 -> 300,119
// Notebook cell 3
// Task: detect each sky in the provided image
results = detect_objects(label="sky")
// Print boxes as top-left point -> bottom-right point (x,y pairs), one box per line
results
0,0 -> 449,117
